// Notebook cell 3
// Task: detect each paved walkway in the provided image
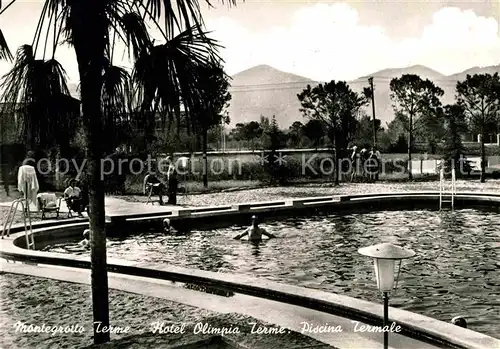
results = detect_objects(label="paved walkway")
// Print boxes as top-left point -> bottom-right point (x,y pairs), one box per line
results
0,196 -> 181,219
0,261 -> 439,349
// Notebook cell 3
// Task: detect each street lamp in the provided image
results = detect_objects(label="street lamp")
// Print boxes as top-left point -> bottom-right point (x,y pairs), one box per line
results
358,243 -> 415,349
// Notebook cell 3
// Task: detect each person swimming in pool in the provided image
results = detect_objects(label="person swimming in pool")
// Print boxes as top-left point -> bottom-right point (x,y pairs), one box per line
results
233,215 -> 276,242
163,218 -> 178,234
78,229 -> 90,249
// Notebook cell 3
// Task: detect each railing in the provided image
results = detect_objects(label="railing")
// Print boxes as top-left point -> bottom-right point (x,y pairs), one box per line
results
1,198 -> 35,249
439,166 -> 456,210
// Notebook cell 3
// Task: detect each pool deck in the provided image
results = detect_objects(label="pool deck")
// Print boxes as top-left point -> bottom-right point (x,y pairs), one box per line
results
0,260 -> 438,349
3,190 -> 500,227
0,196 -> 181,216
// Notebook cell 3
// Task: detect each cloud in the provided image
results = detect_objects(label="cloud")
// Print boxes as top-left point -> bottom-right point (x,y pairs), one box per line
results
206,4 -> 500,80
1,3 -> 498,85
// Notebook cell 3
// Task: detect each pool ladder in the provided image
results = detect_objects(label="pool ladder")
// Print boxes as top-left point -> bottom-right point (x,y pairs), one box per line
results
439,166 -> 456,210
1,198 -> 35,250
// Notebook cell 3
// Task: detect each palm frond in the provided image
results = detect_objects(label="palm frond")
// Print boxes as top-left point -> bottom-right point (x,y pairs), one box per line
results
102,63 -> 132,114
0,29 -> 13,62
0,44 -> 75,147
142,0 -> 197,38
114,12 -> 153,61
101,60 -> 134,150
132,26 -> 221,132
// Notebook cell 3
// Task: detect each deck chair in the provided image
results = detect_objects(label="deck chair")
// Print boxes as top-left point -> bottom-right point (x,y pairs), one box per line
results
145,183 -> 163,205
143,175 -> 162,205
37,193 -> 62,219
64,197 -> 88,218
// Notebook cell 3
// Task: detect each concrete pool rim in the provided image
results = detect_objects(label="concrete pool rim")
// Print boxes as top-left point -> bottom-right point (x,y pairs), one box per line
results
107,191 -> 500,232
2,191 -> 500,349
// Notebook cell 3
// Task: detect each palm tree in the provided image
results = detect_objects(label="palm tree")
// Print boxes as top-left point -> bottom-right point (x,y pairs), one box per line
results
0,45 -> 78,153
1,0 -> 233,344
190,62 -> 231,187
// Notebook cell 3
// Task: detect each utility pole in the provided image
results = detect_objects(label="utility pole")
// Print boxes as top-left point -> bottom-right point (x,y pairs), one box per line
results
368,77 -> 377,148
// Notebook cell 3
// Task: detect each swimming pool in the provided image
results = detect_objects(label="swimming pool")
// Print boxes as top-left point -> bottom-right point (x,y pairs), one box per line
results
44,209 -> 500,338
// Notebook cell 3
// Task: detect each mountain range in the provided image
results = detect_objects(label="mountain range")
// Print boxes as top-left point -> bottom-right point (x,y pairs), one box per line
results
227,64 -> 500,128
66,63 -> 500,129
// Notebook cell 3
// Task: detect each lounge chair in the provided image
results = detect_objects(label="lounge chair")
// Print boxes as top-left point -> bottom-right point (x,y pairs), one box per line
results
37,193 -> 62,219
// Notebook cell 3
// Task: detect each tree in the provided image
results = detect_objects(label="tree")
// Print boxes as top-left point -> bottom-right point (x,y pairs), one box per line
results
287,121 -> 304,148
259,115 -> 271,132
363,80 -> 377,147
354,112 -> 382,149
380,111 -> 408,153
263,115 -> 286,184
442,104 -> 470,176
243,121 -> 263,149
191,62 -> 231,187
1,0 -> 233,345
456,73 -> 500,182
298,81 -> 366,185
302,119 -> 324,149
390,74 -> 444,179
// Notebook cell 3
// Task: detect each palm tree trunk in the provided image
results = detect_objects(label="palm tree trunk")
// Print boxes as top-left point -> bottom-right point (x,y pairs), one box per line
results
70,1 -> 110,344
408,115 -> 413,180
202,127 -> 208,188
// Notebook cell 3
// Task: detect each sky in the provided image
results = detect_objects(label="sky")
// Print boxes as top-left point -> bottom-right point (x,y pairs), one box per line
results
0,0 -> 499,83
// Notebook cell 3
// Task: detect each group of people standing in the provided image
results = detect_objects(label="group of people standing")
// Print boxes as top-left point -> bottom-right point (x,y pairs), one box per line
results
143,156 -> 178,205
349,146 -> 381,182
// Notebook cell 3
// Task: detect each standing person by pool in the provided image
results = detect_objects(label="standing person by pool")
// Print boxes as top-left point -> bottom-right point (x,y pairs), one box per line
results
234,215 -> 277,242
18,151 -> 39,209
166,157 -> 178,205
367,147 -> 380,181
374,147 -> 381,180
350,146 -> 359,182
359,148 -> 369,180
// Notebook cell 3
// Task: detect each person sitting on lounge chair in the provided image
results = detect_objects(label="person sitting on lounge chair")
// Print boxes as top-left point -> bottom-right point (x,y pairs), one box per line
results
64,179 -> 84,217
144,171 -> 165,205
234,215 -> 276,242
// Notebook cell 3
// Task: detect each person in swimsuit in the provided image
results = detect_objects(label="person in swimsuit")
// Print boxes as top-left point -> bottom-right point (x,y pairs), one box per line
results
234,215 -> 276,242
78,229 -> 90,249
162,218 -> 178,234
451,316 -> 467,328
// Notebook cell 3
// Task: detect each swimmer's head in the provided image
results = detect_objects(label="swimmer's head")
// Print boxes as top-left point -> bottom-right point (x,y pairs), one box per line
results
163,218 -> 171,229
83,229 -> 90,239
451,316 -> 467,328
251,215 -> 259,225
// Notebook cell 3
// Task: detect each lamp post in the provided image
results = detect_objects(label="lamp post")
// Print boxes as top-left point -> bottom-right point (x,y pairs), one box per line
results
358,243 -> 415,349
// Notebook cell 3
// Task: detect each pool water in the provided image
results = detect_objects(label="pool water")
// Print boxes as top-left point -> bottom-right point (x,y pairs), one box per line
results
45,209 -> 500,338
